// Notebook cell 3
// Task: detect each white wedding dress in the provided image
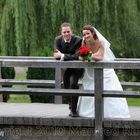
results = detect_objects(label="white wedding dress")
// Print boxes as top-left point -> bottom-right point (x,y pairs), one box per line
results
77,47 -> 130,118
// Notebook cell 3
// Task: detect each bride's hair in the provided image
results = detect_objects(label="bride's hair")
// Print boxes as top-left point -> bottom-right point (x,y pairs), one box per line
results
82,25 -> 98,40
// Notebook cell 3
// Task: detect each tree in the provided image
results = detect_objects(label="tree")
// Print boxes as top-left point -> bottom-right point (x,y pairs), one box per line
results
0,0 -> 139,88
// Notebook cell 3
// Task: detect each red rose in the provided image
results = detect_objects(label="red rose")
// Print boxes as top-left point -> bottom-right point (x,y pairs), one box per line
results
77,46 -> 92,61
78,46 -> 90,56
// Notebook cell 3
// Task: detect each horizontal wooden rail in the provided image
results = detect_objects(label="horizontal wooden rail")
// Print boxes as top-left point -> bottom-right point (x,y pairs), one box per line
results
0,79 -> 57,87
104,90 -> 140,98
115,58 -> 140,61
0,87 -> 94,96
0,87 -> 139,98
0,56 -> 140,61
0,56 -> 54,60
121,81 -> 140,88
0,59 -> 140,69
0,79 -> 139,88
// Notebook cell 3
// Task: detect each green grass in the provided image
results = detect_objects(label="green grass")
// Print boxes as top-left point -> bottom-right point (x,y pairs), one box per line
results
126,87 -> 140,106
8,94 -> 31,103
127,98 -> 140,106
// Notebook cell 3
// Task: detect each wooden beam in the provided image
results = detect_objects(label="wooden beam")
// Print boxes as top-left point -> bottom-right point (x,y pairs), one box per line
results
55,67 -> 62,103
103,90 -> 140,98
0,87 -> 95,96
1,59 -> 140,69
94,68 -> 104,140
0,62 -> 3,102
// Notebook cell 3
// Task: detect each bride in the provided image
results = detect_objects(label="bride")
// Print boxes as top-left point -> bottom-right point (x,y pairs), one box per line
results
77,25 -> 130,118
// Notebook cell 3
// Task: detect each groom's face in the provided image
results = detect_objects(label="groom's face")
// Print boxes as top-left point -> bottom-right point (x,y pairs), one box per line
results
61,26 -> 72,41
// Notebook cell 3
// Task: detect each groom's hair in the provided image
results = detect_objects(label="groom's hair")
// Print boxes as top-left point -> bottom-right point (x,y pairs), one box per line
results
82,25 -> 98,39
60,22 -> 72,30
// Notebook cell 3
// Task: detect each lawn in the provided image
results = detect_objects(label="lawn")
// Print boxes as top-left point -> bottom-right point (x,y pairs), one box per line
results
127,98 -> 140,106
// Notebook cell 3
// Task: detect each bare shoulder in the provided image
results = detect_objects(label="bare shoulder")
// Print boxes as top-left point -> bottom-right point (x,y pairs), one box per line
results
97,40 -> 104,51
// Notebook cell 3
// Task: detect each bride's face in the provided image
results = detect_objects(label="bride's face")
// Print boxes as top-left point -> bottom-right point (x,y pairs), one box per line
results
82,30 -> 94,45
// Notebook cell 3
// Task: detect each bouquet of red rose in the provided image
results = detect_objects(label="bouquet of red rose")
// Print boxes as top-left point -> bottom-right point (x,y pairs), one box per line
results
77,46 -> 92,61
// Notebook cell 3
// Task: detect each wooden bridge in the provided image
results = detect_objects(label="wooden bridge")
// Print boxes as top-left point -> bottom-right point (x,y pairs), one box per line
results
0,56 -> 140,140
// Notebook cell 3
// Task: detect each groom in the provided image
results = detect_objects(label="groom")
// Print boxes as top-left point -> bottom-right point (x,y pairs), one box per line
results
53,22 -> 84,117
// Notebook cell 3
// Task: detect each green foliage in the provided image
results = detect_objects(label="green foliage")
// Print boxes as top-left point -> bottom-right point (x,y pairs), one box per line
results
0,0 -> 38,55
1,67 -> 15,102
26,67 -> 55,103
1,0 -> 140,58
1,67 -> 15,79
27,68 -> 55,80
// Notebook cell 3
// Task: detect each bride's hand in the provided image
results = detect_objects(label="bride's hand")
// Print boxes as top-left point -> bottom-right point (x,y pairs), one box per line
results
79,56 -> 84,61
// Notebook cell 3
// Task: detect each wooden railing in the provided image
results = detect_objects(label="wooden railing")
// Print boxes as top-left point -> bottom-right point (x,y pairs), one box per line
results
0,56 -> 140,140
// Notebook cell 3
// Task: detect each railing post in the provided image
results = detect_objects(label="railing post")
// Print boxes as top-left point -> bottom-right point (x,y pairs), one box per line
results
0,61 -> 3,102
94,68 -> 104,140
54,67 -> 62,104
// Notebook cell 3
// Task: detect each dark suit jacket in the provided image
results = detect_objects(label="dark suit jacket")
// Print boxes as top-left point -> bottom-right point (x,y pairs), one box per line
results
54,35 -> 84,79
54,35 -> 82,61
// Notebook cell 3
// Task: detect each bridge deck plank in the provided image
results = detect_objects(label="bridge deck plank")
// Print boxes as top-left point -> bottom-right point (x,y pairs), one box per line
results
0,103 -> 139,128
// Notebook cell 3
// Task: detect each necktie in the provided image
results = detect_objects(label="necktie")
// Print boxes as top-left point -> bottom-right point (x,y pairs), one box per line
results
65,42 -> 70,52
